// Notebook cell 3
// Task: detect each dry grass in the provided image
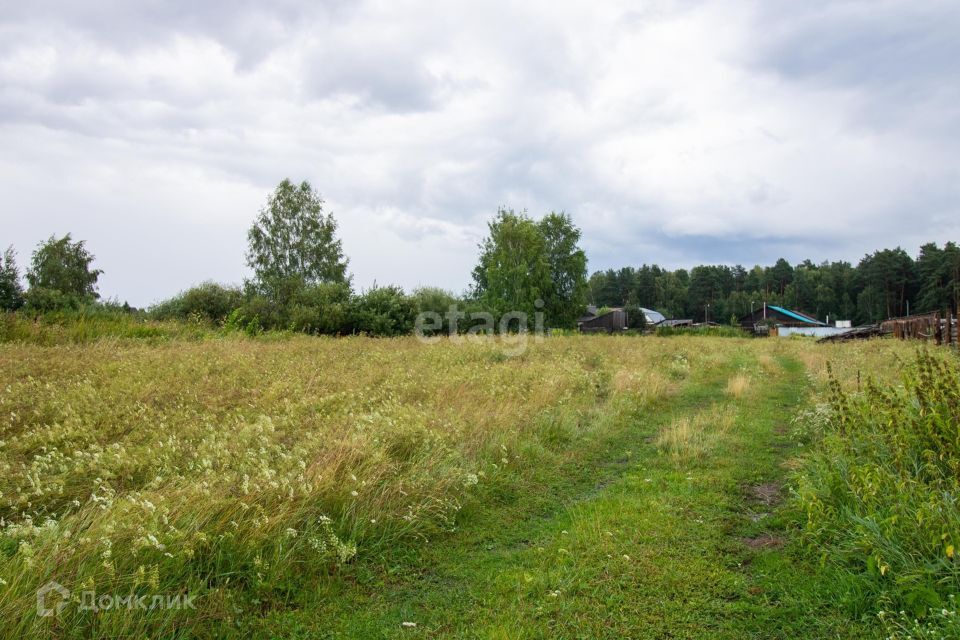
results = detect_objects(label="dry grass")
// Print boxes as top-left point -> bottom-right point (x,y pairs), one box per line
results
756,353 -> 779,375
726,372 -> 752,399
611,367 -> 676,404
656,404 -> 737,463
790,339 -> 913,390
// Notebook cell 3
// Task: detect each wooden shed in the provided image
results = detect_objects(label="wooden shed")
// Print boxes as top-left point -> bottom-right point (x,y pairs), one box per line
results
578,309 -> 628,333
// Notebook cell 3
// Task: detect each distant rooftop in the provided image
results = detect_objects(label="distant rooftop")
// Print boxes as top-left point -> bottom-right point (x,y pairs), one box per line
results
640,307 -> 665,324
766,305 -> 827,326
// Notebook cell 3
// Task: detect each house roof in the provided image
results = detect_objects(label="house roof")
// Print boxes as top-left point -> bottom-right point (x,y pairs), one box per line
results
766,305 -> 827,326
658,318 -> 693,327
640,307 -> 666,324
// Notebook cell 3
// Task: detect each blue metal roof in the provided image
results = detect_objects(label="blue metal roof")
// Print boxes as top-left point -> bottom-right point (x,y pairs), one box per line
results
767,305 -> 826,326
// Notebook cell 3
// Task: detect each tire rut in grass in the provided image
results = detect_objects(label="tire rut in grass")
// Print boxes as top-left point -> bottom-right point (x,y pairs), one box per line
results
734,358 -> 803,571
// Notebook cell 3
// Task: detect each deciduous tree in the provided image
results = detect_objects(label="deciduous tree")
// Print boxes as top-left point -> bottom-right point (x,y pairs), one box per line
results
0,246 -> 24,311
536,212 -> 588,328
247,179 -> 349,304
26,234 -> 102,307
471,209 -> 551,322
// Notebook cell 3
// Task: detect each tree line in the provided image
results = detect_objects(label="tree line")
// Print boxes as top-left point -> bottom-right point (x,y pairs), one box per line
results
0,180 -> 588,335
588,245 -> 960,325
2,177 -> 957,333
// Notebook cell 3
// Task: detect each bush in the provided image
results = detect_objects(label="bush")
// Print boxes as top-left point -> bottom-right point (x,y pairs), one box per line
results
150,282 -> 244,323
12,281 -> 451,340
624,304 -> 647,331
287,282 -> 352,334
227,295 -> 283,333
23,286 -> 82,312
795,350 -> 960,617
411,287 -> 459,335
352,285 -> 417,336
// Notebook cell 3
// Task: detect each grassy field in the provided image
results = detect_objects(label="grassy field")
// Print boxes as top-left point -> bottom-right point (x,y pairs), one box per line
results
0,333 -> 951,638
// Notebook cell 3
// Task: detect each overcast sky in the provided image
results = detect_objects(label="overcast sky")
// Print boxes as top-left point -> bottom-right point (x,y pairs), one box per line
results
2,0 -> 958,307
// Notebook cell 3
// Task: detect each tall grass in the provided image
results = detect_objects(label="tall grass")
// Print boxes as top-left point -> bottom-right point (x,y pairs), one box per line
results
656,404 -> 736,463
725,371 -> 752,399
0,309 -> 211,345
794,349 -> 960,620
654,325 -> 746,338
0,334 -> 701,638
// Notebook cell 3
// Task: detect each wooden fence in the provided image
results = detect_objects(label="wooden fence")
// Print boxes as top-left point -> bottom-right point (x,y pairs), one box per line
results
880,311 -> 958,347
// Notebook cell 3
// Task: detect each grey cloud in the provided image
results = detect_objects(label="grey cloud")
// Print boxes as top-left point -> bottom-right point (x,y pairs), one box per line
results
303,46 -> 439,111
752,2 -> 959,89
749,1 -> 960,132
1,0 -> 958,307
1,0 -> 354,67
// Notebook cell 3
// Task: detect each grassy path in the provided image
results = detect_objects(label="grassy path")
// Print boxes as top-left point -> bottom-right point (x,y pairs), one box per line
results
258,348 -> 870,638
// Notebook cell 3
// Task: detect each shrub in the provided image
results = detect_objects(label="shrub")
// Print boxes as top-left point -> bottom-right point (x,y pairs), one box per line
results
795,349 -> 960,617
150,282 -> 244,323
287,282 -> 352,334
22,286 -> 81,312
227,295 -> 282,333
410,287 -> 459,335
351,285 -> 417,336
624,304 -> 647,330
